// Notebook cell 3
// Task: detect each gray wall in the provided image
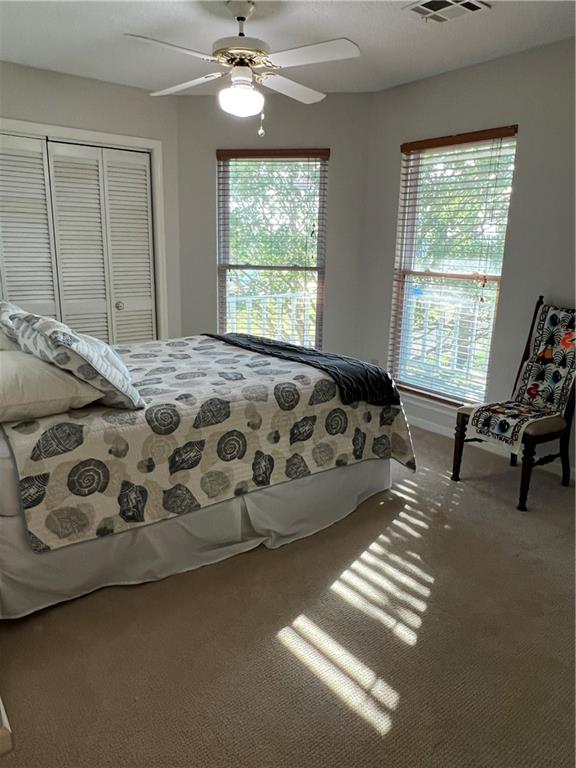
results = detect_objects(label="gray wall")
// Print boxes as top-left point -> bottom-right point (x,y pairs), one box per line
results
359,39 -> 575,433
0,61 -> 183,336
177,93 -> 372,356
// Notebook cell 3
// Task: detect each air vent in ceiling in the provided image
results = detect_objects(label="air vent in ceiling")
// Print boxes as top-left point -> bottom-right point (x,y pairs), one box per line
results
407,0 -> 491,23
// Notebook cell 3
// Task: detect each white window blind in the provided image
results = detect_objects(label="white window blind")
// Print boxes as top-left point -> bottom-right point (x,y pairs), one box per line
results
217,149 -> 329,349
388,126 -> 518,403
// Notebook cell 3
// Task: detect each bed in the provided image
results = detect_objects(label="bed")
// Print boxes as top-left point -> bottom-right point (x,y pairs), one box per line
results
0,327 -> 414,619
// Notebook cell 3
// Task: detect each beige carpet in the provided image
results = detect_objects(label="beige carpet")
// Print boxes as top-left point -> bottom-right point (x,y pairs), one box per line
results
1,427 -> 574,768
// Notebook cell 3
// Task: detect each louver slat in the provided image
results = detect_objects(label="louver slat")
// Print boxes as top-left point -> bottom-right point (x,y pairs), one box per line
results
0,134 -> 59,315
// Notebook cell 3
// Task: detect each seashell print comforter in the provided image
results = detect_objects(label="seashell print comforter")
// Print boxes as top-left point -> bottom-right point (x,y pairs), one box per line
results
4,336 -> 416,552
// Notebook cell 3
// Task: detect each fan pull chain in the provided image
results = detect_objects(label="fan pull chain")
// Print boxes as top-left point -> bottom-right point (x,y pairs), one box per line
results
479,273 -> 487,303
257,111 -> 266,137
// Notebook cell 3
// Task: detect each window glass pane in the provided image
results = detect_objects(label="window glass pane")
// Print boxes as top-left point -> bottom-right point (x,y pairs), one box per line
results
218,153 -> 328,348
225,159 -> 323,268
223,268 -> 319,348
397,276 -> 498,401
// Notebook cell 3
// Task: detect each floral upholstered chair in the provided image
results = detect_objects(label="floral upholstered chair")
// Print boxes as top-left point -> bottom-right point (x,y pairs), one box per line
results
451,296 -> 575,511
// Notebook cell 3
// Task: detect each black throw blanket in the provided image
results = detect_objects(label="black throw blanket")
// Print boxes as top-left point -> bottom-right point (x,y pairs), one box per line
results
206,333 -> 400,407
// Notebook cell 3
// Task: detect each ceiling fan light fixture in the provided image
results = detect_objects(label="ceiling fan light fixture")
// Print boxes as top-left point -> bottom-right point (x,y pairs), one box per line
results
218,83 -> 264,117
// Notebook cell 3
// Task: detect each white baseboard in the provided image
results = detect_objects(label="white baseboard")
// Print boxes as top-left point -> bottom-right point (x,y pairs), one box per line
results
407,414 -> 454,440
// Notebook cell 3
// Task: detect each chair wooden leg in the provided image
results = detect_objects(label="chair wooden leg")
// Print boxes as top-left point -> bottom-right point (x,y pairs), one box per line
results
451,413 -> 467,482
510,453 -> 517,467
560,431 -> 571,487
517,439 -> 536,511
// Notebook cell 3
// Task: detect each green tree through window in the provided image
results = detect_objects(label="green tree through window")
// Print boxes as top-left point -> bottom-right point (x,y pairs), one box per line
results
217,151 -> 329,348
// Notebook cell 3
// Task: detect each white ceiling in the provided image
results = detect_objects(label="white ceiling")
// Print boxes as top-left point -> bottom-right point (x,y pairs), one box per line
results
0,1 -> 573,95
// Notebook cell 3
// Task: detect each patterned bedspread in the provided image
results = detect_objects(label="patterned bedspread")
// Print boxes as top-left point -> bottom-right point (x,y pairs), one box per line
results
4,336 -> 416,552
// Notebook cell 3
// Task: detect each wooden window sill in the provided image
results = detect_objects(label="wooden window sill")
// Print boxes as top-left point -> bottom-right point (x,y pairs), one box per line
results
397,384 -> 465,408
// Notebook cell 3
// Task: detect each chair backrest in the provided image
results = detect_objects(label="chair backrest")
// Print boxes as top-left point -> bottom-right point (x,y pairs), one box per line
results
513,298 -> 576,416
511,296 -> 544,394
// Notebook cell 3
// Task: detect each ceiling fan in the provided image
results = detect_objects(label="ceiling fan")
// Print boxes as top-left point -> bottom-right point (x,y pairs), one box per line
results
125,0 -> 360,117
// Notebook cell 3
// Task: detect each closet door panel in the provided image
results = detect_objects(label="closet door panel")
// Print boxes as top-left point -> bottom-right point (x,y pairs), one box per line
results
0,134 -> 59,316
48,142 -> 112,342
103,149 -> 157,343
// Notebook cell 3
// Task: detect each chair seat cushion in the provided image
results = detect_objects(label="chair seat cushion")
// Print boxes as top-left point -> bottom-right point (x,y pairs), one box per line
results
458,403 -> 566,436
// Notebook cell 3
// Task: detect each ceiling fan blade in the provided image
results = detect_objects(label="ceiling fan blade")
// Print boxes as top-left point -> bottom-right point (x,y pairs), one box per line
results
267,38 -> 360,70
260,74 -> 325,104
125,33 -> 218,63
151,72 -> 227,97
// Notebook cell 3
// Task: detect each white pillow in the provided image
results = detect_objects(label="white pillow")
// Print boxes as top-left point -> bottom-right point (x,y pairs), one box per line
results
0,301 -> 144,410
0,329 -> 18,351
0,351 -> 102,422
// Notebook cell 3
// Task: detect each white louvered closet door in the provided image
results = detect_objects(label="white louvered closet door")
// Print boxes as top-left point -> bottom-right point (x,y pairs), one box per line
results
0,134 -> 60,316
103,149 -> 156,343
48,142 -> 157,343
48,142 -> 113,342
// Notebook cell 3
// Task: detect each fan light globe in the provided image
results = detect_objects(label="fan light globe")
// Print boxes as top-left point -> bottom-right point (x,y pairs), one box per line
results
218,83 -> 264,117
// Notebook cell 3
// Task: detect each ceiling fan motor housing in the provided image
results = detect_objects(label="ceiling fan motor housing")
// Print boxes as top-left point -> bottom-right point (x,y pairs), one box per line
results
212,36 -> 271,67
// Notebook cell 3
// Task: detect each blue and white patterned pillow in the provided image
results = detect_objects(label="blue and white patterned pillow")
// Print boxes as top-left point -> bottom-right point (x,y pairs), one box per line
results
0,302 -> 144,410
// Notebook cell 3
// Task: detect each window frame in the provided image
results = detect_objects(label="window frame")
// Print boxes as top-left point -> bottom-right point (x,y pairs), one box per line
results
388,125 -> 518,405
216,148 -> 330,349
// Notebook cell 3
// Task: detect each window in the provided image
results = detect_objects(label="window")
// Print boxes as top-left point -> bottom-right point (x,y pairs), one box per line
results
217,149 -> 329,348
388,126 -> 517,403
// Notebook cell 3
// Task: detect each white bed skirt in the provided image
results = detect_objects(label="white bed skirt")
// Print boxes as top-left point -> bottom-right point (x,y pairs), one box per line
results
0,460 -> 390,619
